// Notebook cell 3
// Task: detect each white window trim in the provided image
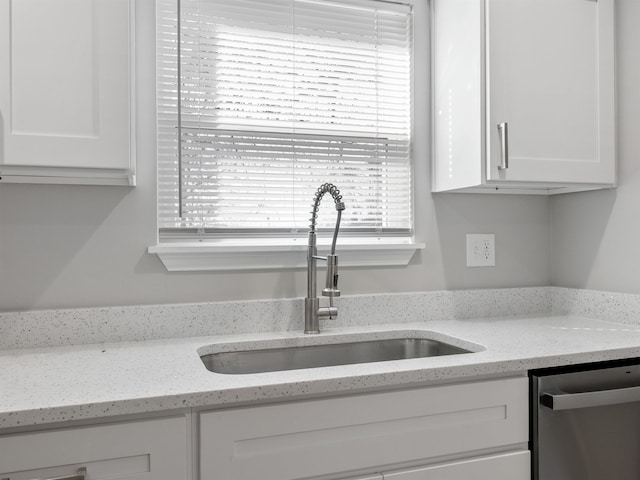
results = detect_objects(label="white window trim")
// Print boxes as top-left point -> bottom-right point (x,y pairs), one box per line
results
148,237 -> 424,271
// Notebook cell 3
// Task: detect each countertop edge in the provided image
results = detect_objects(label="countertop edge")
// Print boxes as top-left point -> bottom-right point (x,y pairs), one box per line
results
2,315 -> 640,431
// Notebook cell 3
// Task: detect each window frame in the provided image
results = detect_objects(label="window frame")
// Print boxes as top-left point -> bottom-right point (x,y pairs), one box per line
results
149,0 -> 426,271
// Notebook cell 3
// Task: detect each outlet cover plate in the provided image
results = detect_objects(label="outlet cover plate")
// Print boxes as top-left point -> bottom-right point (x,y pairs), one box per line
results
466,233 -> 496,267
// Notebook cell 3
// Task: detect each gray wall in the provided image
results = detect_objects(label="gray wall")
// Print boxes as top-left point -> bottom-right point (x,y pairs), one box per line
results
0,183 -> 551,312
0,0 -> 555,312
551,0 -> 640,294
4,2 -> 635,311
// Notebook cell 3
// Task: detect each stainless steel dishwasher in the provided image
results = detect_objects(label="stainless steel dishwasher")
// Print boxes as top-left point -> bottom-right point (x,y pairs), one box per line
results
531,359 -> 640,480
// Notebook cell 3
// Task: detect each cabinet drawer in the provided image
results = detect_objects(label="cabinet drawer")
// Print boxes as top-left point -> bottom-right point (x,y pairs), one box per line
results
384,451 -> 530,479
0,417 -> 188,480
200,377 -> 528,480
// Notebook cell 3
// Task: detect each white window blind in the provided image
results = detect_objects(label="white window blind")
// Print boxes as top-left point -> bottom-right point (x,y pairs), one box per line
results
157,0 -> 413,239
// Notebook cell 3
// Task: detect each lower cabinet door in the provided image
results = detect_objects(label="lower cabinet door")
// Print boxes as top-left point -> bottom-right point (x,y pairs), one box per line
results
0,416 -> 188,480
384,451 -> 530,480
200,377 -> 528,480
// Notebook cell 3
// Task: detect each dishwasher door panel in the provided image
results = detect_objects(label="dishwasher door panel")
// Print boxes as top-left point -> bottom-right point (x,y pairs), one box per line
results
533,361 -> 640,480
537,401 -> 640,479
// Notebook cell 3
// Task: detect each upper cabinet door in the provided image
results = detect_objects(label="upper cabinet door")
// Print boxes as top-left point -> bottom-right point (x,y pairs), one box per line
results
486,0 -> 615,185
0,0 -> 135,185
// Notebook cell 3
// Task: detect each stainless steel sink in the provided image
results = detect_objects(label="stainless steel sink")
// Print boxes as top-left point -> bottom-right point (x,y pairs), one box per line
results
200,337 -> 475,375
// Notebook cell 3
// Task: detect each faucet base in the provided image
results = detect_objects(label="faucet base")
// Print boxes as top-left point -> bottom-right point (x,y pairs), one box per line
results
304,297 -> 320,334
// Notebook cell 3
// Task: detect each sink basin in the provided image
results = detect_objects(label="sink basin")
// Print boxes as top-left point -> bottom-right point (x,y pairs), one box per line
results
200,336 -> 476,375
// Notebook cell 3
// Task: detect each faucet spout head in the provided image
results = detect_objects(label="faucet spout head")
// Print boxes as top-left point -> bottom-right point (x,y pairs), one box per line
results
322,253 -> 340,297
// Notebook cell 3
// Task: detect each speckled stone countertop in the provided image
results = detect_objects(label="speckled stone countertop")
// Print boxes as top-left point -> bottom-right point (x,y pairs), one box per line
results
3,313 -> 640,430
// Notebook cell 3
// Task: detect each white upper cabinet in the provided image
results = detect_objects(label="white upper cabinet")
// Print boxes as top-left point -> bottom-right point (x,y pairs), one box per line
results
432,0 -> 615,194
0,0 -> 135,185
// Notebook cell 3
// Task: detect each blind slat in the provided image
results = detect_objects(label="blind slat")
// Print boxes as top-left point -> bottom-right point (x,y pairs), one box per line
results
156,0 -> 413,233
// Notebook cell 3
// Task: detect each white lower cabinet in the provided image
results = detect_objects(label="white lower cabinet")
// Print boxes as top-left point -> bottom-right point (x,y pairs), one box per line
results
199,376 -> 530,480
0,416 -> 188,480
0,377 -> 529,480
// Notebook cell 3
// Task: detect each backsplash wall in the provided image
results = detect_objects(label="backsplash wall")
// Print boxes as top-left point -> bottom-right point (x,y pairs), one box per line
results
3,286 -> 638,351
0,287 -> 554,349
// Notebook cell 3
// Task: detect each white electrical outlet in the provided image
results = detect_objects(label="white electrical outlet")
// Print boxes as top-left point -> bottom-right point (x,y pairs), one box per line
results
466,234 -> 496,267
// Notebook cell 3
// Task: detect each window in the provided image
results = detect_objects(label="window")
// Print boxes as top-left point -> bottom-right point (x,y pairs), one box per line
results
152,0 -> 421,270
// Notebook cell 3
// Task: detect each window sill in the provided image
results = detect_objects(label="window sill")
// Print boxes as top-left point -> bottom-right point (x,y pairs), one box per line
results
148,238 -> 424,272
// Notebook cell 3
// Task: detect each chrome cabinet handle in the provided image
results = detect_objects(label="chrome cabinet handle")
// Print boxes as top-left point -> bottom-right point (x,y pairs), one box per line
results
497,122 -> 509,170
2,467 -> 87,480
541,385 -> 640,411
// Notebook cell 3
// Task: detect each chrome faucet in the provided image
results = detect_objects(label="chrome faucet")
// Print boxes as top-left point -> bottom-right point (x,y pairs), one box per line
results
305,183 -> 346,334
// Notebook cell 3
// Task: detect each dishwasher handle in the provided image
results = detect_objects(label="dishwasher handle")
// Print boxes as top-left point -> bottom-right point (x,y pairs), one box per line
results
541,385 -> 640,411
